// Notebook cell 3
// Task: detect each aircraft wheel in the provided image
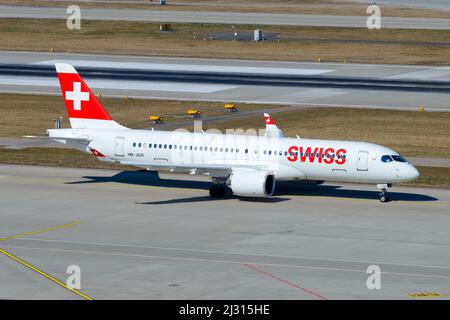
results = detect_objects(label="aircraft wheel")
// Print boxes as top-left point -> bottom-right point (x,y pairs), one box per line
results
379,192 -> 390,203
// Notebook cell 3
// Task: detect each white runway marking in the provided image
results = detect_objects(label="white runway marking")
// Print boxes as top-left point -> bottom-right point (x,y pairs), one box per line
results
0,76 -> 237,93
386,67 -> 450,81
271,88 -> 347,102
33,60 -> 335,76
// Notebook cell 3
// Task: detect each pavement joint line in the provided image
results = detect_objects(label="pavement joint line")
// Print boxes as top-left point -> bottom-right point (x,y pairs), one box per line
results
11,237 -> 450,271
0,247 -> 93,300
4,244 -> 450,281
242,263 -> 329,300
0,221 -> 93,300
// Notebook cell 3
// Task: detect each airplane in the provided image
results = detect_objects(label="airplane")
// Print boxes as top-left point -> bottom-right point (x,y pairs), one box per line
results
46,63 -> 419,202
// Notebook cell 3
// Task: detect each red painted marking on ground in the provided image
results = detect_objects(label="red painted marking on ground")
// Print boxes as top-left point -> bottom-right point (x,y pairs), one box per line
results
243,263 -> 329,300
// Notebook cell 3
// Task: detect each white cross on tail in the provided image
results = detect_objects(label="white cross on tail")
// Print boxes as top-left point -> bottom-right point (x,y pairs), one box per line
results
66,82 -> 89,111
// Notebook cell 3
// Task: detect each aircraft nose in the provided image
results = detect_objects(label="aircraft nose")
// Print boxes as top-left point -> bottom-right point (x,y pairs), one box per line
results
407,166 -> 420,180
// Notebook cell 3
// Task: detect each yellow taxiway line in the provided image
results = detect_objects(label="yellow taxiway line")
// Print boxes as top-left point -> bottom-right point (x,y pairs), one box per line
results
0,221 -> 93,300
0,221 -> 81,242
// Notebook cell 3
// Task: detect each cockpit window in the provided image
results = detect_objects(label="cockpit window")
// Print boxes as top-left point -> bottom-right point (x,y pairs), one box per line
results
381,155 -> 393,163
392,155 -> 408,163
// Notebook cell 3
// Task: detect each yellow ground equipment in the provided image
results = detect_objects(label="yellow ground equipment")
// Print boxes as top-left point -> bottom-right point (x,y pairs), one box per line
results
187,109 -> 201,118
224,103 -> 239,112
148,115 -> 164,124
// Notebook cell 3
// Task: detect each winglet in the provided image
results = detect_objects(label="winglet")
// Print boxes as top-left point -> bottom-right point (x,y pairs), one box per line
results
264,113 -> 277,126
263,113 -> 284,138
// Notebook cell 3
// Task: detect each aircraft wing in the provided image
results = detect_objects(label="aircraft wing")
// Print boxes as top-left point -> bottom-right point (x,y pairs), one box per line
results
119,160 -> 272,178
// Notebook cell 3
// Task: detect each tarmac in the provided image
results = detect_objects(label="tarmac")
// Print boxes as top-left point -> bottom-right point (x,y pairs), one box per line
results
0,164 -> 450,299
1,4 -> 450,29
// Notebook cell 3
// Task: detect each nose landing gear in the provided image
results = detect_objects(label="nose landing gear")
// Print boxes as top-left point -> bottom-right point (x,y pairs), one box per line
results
377,183 -> 391,202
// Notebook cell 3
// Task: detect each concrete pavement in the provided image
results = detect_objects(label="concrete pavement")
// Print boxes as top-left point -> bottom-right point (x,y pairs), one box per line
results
0,164 -> 450,299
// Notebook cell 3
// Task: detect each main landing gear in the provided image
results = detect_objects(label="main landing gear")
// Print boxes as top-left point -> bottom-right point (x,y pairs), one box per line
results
209,182 -> 226,198
377,183 -> 392,203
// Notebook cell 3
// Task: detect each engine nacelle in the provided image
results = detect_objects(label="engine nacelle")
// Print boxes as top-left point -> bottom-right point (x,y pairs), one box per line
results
229,170 -> 275,198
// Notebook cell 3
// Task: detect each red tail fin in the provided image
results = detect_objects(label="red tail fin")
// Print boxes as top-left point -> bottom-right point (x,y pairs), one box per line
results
55,63 -> 123,129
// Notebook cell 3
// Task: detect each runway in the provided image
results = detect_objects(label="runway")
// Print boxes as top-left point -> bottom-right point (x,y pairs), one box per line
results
0,164 -> 450,299
3,64 -> 450,94
347,0 -> 450,12
0,51 -> 449,111
1,5 -> 450,30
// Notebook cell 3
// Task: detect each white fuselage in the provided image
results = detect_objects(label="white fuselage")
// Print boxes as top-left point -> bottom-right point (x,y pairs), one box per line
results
48,127 -> 419,184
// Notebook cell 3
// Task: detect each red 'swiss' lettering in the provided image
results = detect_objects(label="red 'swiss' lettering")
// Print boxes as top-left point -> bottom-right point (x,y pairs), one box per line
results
318,147 -> 324,163
286,146 -> 347,165
287,146 -> 298,162
323,148 -> 334,164
298,146 -> 310,162
335,148 -> 347,165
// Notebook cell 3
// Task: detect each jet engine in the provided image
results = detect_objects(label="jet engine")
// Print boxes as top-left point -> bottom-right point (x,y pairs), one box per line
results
229,169 -> 275,197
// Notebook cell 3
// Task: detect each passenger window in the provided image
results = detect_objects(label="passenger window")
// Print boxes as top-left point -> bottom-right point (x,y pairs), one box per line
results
381,155 -> 393,163
245,149 -> 248,154
133,142 -> 136,147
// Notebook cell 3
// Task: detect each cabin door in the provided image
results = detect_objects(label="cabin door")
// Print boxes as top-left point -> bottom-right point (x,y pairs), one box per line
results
357,151 -> 369,171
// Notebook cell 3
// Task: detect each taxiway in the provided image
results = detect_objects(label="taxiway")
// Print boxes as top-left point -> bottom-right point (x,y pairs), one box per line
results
1,164 -> 449,299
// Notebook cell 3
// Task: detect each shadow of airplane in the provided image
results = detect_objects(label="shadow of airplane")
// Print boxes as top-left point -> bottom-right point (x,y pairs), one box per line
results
67,170 -> 438,203
136,196 -> 290,205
